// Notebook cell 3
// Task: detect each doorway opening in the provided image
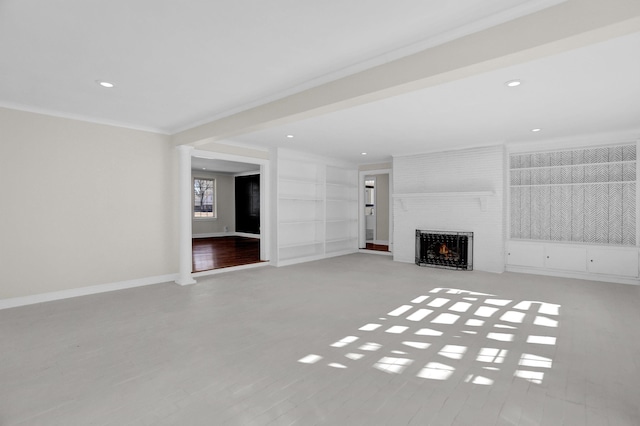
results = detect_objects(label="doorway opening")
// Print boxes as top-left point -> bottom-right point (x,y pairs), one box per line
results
190,155 -> 267,273
359,169 -> 392,254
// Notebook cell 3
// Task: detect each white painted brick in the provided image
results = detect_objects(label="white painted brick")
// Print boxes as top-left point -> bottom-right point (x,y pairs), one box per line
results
393,146 -> 505,272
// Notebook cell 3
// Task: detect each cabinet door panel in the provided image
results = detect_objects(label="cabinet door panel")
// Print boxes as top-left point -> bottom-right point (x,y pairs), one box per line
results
544,245 -> 587,272
506,242 -> 545,268
587,249 -> 639,277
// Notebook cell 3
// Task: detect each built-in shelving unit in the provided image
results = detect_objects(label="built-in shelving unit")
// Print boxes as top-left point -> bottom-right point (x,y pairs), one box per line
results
277,158 -> 325,264
506,143 -> 639,284
276,151 -> 358,266
325,165 -> 358,256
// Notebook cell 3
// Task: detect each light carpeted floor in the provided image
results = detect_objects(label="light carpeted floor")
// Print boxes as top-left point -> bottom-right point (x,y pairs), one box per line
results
1,253 -> 639,425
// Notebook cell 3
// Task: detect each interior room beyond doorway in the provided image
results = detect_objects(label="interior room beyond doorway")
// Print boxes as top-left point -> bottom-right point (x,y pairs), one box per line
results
191,157 -> 263,272
364,173 -> 390,252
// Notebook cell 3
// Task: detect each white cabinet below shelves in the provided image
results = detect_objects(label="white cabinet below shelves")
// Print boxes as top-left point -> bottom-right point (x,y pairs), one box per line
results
587,248 -> 639,277
544,245 -> 587,272
506,242 -> 544,268
506,240 -> 639,283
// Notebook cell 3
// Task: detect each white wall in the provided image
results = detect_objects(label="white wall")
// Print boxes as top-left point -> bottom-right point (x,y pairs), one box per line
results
191,171 -> 235,235
0,108 -> 178,299
393,145 -> 505,273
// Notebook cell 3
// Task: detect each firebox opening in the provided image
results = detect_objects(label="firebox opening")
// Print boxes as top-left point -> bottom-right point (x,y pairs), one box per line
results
416,230 -> 473,271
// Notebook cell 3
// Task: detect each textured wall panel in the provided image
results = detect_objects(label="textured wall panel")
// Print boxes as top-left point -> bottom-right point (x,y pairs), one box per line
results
594,184 -> 609,244
609,146 -> 624,162
609,183 -> 623,245
623,163 -> 636,181
623,145 -> 636,161
510,187 -> 521,239
530,186 -> 542,240
622,183 -> 636,245
560,185 -> 573,241
583,184 -> 597,243
609,164 -> 623,182
550,186 -> 563,240
571,186 -> 585,242
520,187 -> 531,240
540,186 -> 551,240
510,144 -> 636,247
572,165 -> 585,184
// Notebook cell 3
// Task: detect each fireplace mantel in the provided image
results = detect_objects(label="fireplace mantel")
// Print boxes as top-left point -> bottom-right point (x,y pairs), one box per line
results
393,191 -> 495,211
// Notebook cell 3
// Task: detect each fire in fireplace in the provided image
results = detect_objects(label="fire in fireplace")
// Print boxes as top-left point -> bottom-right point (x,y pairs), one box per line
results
416,230 -> 473,270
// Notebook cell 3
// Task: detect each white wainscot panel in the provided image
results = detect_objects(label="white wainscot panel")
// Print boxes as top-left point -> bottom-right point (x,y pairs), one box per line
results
544,245 -> 587,272
506,241 -> 544,268
587,248 -> 639,278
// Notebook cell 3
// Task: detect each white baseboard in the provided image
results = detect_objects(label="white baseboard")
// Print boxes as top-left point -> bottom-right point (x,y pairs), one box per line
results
0,273 -> 178,310
193,232 -> 260,239
235,232 -> 260,239
193,232 -> 231,238
506,265 -> 640,285
359,249 -> 393,256
192,261 -> 270,278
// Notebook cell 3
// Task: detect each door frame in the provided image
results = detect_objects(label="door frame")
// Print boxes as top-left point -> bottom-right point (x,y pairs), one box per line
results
359,168 -> 392,252
191,149 -> 270,261
178,148 -> 270,285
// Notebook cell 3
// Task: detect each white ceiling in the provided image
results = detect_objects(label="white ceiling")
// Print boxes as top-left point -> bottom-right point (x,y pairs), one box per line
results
1,0 -> 639,165
0,0 -> 559,132
232,31 -> 640,163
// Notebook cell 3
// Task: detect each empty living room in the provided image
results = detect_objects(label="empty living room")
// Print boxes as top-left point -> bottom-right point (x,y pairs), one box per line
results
1,1 -> 640,425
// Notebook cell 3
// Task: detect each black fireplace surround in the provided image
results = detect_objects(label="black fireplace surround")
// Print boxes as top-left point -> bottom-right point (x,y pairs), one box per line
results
415,230 -> 473,271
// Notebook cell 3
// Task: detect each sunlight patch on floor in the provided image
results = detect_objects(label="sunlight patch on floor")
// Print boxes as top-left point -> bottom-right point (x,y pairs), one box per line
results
298,287 -> 560,387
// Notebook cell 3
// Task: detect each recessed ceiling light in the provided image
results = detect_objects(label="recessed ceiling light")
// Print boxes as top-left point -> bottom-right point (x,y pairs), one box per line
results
505,80 -> 522,87
97,80 -> 114,88
361,152 -> 367,156
286,134 -> 294,138
531,128 -> 541,132
202,168 -> 206,170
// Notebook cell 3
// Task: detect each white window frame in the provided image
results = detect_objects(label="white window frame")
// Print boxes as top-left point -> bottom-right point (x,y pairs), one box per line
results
193,177 -> 217,219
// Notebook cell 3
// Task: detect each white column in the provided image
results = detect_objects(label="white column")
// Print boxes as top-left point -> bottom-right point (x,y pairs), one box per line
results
176,145 -> 196,286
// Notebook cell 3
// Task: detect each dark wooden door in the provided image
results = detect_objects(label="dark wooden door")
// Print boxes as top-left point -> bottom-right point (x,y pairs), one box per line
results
235,174 -> 260,234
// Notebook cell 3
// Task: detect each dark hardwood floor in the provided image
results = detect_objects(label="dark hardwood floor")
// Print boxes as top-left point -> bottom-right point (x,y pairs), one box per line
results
192,236 -> 262,272
365,242 -> 389,252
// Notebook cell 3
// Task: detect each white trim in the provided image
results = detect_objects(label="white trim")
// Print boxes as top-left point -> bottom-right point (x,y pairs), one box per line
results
276,253 -> 327,267
234,170 -> 260,177
359,249 -> 393,256
359,168 -> 393,251
193,232 -> 232,238
506,266 -> 639,286
191,149 -> 270,263
0,274 -> 178,310
0,101 -> 170,135
193,232 -> 260,239
372,240 -> 389,245
393,191 -> 495,198
177,145 -> 197,286
235,232 -> 260,239
393,143 -> 505,160
191,261 -> 270,278
505,130 -> 640,154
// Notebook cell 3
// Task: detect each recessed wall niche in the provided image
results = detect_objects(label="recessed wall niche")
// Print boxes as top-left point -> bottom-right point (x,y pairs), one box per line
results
510,144 -> 636,245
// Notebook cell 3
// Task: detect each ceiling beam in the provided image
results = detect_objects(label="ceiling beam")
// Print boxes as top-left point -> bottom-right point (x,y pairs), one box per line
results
172,0 -> 640,147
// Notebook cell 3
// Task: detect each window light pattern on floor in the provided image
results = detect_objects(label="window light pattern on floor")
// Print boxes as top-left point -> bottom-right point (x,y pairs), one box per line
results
298,287 -> 560,386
